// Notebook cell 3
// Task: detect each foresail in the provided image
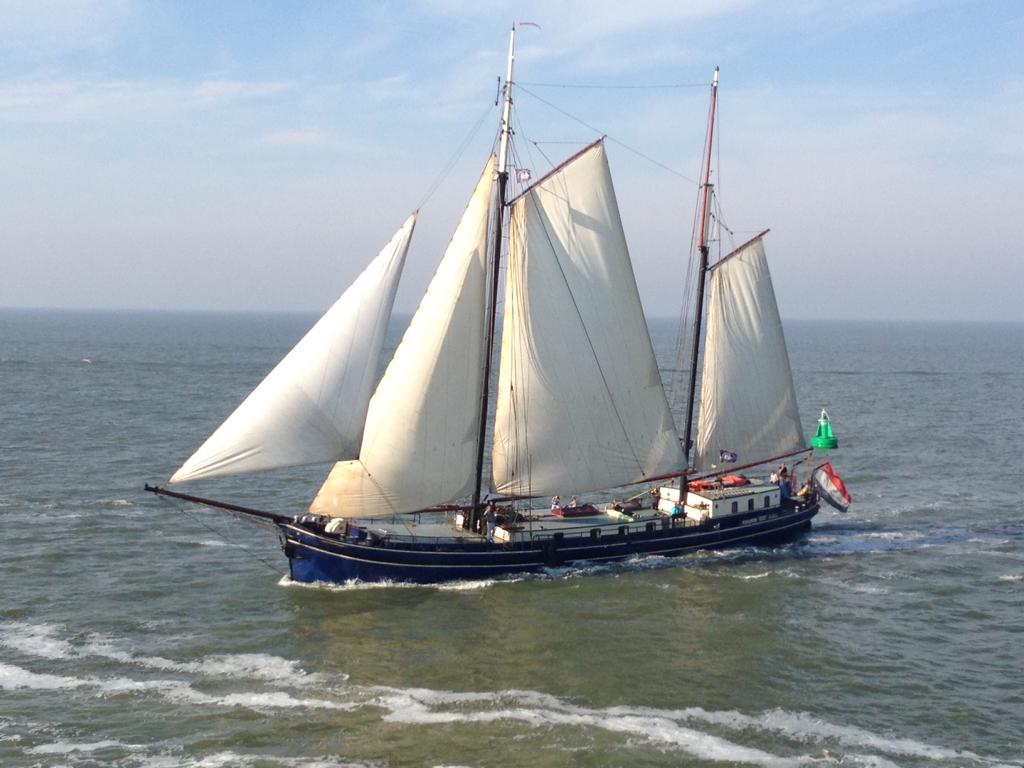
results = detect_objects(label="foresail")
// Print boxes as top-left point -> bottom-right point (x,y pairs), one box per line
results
309,157 -> 494,518
694,235 -> 804,471
491,141 -> 684,497
170,214 -> 416,483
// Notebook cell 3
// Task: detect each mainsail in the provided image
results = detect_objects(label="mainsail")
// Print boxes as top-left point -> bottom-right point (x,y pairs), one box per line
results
170,214 -> 416,483
309,157 -> 494,518
491,141 -> 685,496
693,234 -> 804,470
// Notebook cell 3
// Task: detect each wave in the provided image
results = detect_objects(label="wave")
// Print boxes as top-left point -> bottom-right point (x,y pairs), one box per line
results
0,621 -> 324,684
3,621 -> 1019,768
25,739 -> 129,755
0,660 -> 349,713
23,744 -> 371,768
0,621 -> 76,660
278,574 -> 524,592
367,687 -> 1014,768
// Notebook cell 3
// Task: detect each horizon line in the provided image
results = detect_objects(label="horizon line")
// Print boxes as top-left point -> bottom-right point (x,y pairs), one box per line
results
1,305 -> 1022,325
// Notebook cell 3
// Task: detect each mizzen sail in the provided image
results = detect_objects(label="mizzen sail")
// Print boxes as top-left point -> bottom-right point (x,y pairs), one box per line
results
170,214 -> 416,483
309,158 -> 494,518
693,234 -> 804,471
491,141 -> 684,496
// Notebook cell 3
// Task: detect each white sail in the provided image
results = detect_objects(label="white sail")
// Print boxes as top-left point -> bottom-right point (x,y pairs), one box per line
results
309,157 -> 494,518
491,141 -> 684,497
694,234 -> 805,470
170,214 -> 416,483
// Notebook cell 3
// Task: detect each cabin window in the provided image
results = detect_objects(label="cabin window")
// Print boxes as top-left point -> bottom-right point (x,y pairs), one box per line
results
731,501 -> 738,514
747,498 -> 755,511
764,496 -> 771,508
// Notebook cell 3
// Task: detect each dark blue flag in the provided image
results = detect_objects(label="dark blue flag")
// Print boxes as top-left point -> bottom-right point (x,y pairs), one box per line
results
719,450 -> 738,463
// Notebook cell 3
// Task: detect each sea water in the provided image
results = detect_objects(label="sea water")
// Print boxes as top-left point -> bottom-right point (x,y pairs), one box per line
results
1,309 -> 1021,767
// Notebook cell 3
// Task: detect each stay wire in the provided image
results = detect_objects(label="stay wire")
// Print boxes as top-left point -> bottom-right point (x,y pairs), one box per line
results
159,496 -> 285,575
514,84 -> 699,185
518,81 -> 707,90
415,101 -> 497,212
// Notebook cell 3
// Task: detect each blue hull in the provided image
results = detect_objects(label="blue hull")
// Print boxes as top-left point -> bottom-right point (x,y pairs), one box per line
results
281,502 -> 819,585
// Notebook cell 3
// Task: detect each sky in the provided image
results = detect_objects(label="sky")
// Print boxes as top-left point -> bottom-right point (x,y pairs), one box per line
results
1,0 -> 1021,322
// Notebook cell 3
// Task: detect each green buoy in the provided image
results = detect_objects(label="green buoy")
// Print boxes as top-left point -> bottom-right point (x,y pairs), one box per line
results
811,409 -> 839,451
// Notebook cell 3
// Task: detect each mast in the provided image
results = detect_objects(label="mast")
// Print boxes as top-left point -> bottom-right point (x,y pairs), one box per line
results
681,66 -> 719,471
471,23 -> 517,517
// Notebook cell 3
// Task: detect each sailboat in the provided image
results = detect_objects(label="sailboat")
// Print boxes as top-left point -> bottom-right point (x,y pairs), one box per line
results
146,26 -> 846,584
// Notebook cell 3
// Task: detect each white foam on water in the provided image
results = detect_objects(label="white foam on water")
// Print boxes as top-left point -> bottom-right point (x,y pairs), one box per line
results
861,530 -> 925,541
374,688 -> 797,767
435,578 -> 508,591
356,685 -> 1020,767
540,554 -> 684,582
126,749 -> 374,768
278,574 -> 524,592
279,575 -> 420,592
0,620 -> 76,659
215,691 -> 356,711
0,659 -> 353,715
79,634 -> 317,683
25,738 -> 130,755
811,576 -> 889,595
809,535 -> 840,544
684,707 -> 999,763
843,754 -> 905,768
126,673 -> 356,716
190,653 -> 311,682
997,574 -> 1022,582
719,567 -> 801,583
7,624 -> 1015,766
0,661 -> 89,691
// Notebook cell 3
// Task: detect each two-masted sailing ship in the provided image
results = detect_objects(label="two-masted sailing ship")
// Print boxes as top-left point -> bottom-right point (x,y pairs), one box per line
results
147,26 -> 850,584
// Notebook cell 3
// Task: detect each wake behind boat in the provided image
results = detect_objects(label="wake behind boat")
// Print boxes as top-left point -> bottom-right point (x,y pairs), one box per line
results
146,25 -> 851,585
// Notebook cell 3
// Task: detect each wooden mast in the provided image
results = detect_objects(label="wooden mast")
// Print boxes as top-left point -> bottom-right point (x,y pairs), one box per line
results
471,24 -> 517,521
681,66 -> 719,472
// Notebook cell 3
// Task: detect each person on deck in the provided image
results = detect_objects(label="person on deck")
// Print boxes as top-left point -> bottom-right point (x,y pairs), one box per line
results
484,501 -> 496,542
568,495 -> 578,508
551,495 -> 561,512
778,467 -> 792,500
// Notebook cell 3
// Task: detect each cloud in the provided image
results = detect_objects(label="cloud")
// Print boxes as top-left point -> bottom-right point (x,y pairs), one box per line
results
0,78 -> 293,123
256,128 -> 332,149
255,128 -> 359,152
0,0 -> 132,55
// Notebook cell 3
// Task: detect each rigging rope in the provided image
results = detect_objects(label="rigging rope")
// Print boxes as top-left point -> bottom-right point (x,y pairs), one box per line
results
518,81 -> 708,90
157,496 -> 285,575
415,101 -> 497,211
514,84 -> 699,185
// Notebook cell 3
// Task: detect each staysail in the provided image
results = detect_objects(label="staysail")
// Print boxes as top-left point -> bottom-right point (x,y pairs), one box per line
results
309,157 -> 494,518
693,234 -> 804,470
170,214 -> 416,483
491,141 -> 684,496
